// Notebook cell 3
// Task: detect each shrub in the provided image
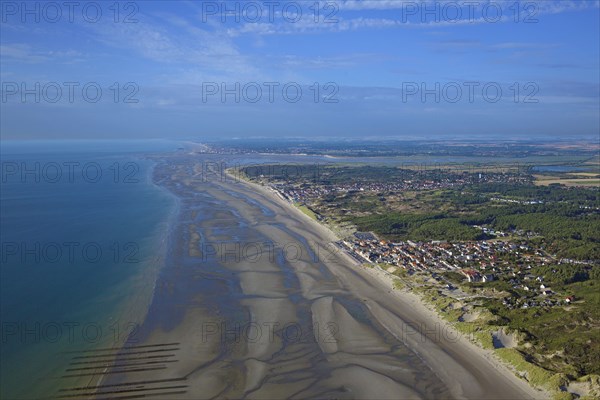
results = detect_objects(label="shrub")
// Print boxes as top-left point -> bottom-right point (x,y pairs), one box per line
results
495,348 -> 559,390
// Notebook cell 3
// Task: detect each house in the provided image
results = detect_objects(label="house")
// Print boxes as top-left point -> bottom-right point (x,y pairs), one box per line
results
541,289 -> 552,296
460,269 -> 482,282
565,296 -> 575,303
540,284 -> 546,289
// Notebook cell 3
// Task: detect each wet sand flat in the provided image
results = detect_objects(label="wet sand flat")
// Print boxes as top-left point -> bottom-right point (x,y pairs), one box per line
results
95,155 -> 543,399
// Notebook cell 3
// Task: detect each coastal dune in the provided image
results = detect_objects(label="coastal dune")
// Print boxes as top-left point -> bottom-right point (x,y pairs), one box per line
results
96,156 -> 543,399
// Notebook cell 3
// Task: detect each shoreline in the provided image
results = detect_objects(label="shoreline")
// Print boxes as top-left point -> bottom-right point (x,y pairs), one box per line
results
91,158 -> 182,392
92,156 -> 547,399
231,172 -> 547,399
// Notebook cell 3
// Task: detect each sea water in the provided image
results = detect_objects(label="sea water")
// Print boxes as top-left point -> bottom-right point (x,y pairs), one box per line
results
0,140 -> 178,399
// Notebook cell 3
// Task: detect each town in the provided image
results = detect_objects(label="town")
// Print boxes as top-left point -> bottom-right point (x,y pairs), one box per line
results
237,162 -> 599,315
258,167 -> 532,205
339,233 -> 580,310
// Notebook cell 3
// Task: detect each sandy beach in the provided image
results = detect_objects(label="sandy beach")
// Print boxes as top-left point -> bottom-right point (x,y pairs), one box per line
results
232,170 -> 546,399
94,155 -> 545,399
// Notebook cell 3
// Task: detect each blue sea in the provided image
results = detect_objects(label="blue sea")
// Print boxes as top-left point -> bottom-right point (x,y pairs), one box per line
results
0,140 -> 179,399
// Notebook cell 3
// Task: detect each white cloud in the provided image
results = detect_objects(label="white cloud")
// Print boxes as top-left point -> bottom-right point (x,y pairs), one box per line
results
338,0 -> 599,13
84,13 -> 263,83
0,44 -> 85,64
1,44 -> 49,63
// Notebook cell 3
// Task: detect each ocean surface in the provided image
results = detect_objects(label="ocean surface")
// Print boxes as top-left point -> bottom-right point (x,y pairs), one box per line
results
0,140 -> 179,399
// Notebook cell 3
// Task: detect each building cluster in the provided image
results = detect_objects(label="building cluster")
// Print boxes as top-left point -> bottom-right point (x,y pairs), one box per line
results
258,174 -> 587,311
490,197 -> 545,205
340,234 -> 576,309
267,172 -> 530,204
342,235 -> 549,273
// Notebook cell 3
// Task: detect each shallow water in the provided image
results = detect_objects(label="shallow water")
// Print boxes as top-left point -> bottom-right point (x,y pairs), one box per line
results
0,141 -> 178,399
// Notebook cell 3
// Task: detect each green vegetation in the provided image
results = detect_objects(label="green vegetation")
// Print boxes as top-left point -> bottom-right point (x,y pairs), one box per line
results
347,182 -> 599,260
495,348 -> 568,391
532,264 -> 596,285
210,138 -> 599,162
410,279 -> 580,397
349,213 -> 484,242
483,270 -> 600,376
244,162 -> 599,260
392,279 -> 404,290
467,207 -> 600,260
552,392 -> 575,400
295,203 -> 318,220
472,182 -> 598,204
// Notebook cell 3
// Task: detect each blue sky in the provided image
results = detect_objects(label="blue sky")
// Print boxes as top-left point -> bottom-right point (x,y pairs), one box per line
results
1,0 -> 599,140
